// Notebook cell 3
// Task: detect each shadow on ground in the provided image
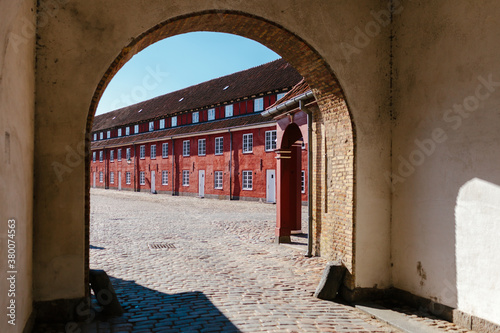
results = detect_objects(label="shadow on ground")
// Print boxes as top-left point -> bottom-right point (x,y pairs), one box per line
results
34,275 -> 240,333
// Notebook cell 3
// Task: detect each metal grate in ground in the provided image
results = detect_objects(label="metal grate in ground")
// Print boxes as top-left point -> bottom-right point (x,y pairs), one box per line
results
148,242 -> 176,250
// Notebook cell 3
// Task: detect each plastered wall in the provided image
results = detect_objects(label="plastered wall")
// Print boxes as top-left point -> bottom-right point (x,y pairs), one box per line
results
0,1 -> 36,332
392,1 -> 500,325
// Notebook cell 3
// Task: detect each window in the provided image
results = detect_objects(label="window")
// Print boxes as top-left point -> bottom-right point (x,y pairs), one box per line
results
215,137 -> 223,155
99,172 -> 103,183
171,116 -> 177,127
243,133 -> 253,153
140,145 -> 145,159
110,150 -> 114,162
182,170 -> 189,186
192,111 -> 199,123
159,119 -> 165,129
126,127 -> 130,136
265,130 -> 277,151
214,171 -> 223,189
118,128 -> 122,137
149,121 -> 154,131
134,124 -> 139,134
301,170 -> 306,193
150,144 -> 156,159
126,172 -> 131,184
117,149 -> 122,161
225,104 -> 233,117
100,132 -> 103,140
242,171 -> 253,190
183,140 -> 190,156
110,172 -> 114,184
208,108 -> 215,121
140,171 -> 145,185
93,133 -> 97,141
254,97 -> 264,112
162,171 -> 168,185
99,151 -> 103,162
277,92 -> 287,100
198,139 -> 206,156
126,148 -> 131,160
162,143 -> 168,158
107,130 -> 111,139
92,152 -> 96,162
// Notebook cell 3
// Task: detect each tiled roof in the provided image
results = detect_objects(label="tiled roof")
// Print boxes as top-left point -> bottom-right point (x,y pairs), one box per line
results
92,58 -> 301,132
267,78 -> 311,110
91,113 -> 275,149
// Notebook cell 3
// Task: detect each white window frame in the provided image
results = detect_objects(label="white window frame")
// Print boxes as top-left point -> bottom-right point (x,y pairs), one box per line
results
126,172 -> 131,184
215,137 -> 223,155
149,121 -> 154,131
99,172 -> 103,183
182,170 -> 189,187
242,170 -> 253,190
99,151 -> 103,162
118,128 -> 122,137
162,171 -> 168,185
134,124 -> 139,134
107,130 -> 111,139
92,152 -> 96,162
198,139 -> 206,156
225,104 -> 233,117
214,171 -> 223,190
183,140 -> 190,157
140,171 -> 145,185
110,172 -> 114,184
162,143 -> 169,158
93,133 -> 97,141
126,127 -> 130,136
192,111 -> 199,123
254,97 -> 264,112
117,148 -> 122,161
171,116 -> 177,127
265,130 -> 277,151
277,92 -> 287,100
100,132 -> 103,140
110,150 -> 114,162
159,119 -> 165,129
140,145 -> 145,159
150,144 -> 156,159
242,133 -> 253,153
126,148 -> 131,160
301,170 -> 306,193
208,108 -> 215,121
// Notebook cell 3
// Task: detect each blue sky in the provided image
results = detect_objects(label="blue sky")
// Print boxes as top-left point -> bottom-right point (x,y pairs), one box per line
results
96,32 -> 281,115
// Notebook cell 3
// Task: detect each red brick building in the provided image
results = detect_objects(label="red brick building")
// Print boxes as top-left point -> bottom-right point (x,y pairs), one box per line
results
90,59 -> 308,202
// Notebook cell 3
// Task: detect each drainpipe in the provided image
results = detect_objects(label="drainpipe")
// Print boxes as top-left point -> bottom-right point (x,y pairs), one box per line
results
299,100 -> 314,258
171,137 -> 175,195
229,130 -> 233,200
133,143 -> 137,192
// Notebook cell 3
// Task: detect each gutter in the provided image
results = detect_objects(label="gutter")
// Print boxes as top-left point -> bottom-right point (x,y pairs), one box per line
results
261,91 -> 314,118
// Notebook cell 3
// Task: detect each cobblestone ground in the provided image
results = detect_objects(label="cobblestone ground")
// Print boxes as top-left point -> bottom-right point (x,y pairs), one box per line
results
33,189 -> 469,333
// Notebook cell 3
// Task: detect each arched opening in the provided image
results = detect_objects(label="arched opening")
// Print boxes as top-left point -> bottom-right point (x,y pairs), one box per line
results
84,8 -> 355,300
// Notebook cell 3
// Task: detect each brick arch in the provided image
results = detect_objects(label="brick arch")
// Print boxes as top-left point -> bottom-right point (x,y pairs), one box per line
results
85,10 -> 355,286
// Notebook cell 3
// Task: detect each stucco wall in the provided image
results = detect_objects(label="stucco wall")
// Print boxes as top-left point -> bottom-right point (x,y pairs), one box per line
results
33,0 -> 392,304
0,1 -> 36,331
392,0 -> 500,324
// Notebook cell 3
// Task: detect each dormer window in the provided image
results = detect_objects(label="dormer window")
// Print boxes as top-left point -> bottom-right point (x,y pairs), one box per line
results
277,92 -> 287,100
225,104 -> 233,117
254,97 -> 264,112
134,124 -> 139,134
192,111 -> 199,123
100,132 -> 103,140
159,119 -> 165,129
208,108 -> 215,121
118,128 -> 122,137
171,116 -> 177,127
149,121 -> 154,132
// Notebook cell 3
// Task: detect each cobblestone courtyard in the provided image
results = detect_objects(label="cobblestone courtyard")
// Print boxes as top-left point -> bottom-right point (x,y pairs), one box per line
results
35,189 -> 471,332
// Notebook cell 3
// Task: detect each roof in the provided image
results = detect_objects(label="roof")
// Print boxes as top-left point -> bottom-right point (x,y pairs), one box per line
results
267,78 -> 311,110
91,113 -> 274,149
92,58 -> 302,132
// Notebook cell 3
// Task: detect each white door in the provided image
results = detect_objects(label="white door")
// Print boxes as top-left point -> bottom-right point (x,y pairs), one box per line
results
118,172 -> 122,190
93,172 -> 96,188
198,170 -> 205,197
266,170 -> 276,203
151,171 -> 156,194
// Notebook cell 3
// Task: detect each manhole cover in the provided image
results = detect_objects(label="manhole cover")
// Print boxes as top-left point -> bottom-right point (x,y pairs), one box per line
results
148,242 -> 176,250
